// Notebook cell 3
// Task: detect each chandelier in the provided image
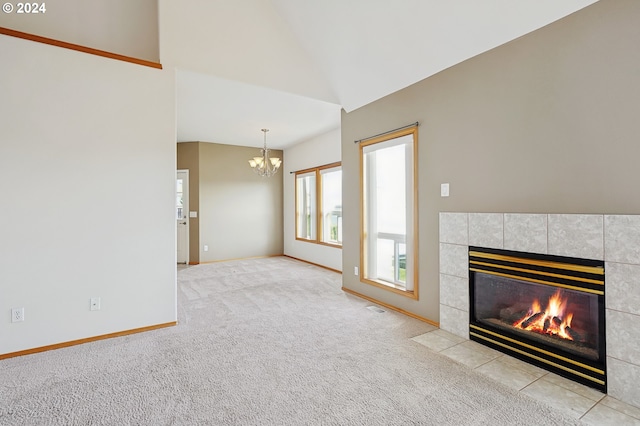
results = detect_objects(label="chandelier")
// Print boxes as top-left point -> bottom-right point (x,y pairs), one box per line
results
248,128 -> 281,177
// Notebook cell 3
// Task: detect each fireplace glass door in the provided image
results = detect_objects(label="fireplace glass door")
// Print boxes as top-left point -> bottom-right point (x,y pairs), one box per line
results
473,273 -> 601,360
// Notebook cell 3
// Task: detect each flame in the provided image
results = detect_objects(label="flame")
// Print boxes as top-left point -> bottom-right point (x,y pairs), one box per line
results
513,290 -> 575,340
531,299 -> 541,314
564,312 -> 573,328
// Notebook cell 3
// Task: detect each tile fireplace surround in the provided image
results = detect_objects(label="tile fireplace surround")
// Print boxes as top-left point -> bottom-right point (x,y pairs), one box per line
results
439,213 -> 640,410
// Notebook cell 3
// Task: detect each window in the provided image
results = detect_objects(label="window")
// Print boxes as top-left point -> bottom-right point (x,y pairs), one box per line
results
295,162 -> 342,246
360,126 -> 417,298
320,167 -> 342,245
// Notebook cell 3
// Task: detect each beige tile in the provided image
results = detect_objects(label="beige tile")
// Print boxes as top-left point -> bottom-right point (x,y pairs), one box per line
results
504,213 -> 548,254
439,243 -> 468,278
542,373 -> 605,402
521,379 -> 597,419
548,214 -> 604,260
606,262 -> 640,316
601,396 -> 640,420
469,213 -> 503,249
605,215 -> 640,264
439,304 -> 468,339
608,357 -> 640,409
475,357 -> 540,391
411,332 -> 459,352
431,329 -> 466,345
496,354 -> 548,378
460,340 -> 502,359
439,212 -> 468,245
440,273 -> 468,311
440,340 -> 500,369
607,310 -> 640,365
581,403 -> 640,426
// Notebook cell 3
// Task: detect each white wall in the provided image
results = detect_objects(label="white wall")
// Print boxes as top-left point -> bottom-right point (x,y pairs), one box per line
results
158,0 -> 336,103
0,0 -> 159,61
283,128 -> 342,271
0,34 -> 176,354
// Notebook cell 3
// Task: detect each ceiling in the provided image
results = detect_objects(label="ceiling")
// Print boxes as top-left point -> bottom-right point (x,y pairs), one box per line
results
163,0 -> 599,149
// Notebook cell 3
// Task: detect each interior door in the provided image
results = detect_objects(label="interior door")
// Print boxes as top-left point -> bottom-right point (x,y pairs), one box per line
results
176,170 -> 189,264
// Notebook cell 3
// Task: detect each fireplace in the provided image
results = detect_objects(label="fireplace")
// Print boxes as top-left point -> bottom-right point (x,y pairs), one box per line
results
468,246 -> 606,392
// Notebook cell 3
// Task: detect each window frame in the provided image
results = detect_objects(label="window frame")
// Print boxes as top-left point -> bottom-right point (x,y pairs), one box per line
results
295,170 -> 317,241
359,126 -> 419,299
294,162 -> 342,248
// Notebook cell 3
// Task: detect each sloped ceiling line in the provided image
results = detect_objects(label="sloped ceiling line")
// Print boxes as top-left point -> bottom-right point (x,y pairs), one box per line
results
162,0 -> 599,148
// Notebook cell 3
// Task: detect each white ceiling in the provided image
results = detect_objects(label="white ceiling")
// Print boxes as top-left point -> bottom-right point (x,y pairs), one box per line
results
176,71 -> 341,149
163,0 -> 599,149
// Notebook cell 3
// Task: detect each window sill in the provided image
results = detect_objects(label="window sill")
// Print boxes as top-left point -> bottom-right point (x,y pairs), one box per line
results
360,277 -> 418,300
295,238 -> 342,249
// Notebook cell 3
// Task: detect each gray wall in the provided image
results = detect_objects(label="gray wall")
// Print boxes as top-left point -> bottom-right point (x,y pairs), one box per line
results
341,0 -> 640,322
178,142 -> 284,263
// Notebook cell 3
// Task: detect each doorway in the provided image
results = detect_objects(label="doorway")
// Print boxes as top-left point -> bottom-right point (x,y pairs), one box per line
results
176,170 -> 189,264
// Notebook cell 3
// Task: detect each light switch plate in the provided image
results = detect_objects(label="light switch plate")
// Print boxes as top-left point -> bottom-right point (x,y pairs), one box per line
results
441,183 -> 450,197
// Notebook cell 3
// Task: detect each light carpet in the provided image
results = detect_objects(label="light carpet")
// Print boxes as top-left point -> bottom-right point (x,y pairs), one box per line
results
0,257 -> 578,425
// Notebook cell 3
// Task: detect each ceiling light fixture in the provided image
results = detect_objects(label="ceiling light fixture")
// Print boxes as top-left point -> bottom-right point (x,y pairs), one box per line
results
248,128 -> 281,177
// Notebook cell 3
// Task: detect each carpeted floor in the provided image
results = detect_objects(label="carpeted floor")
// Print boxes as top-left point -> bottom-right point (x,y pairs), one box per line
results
0,257 -> 579,425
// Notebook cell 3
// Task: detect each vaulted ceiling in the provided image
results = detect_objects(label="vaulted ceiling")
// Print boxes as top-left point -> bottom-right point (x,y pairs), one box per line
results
161,0 -> 599,149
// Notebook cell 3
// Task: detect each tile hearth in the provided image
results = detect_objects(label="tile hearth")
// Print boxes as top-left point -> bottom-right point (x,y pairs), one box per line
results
439,213 -> 640,410
412,329 -> 640,424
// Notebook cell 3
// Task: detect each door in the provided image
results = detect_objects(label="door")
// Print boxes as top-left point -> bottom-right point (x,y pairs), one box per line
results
176,170 -> 189,264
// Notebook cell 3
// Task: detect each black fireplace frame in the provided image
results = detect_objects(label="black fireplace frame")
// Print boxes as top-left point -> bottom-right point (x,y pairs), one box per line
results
468,246 -> 606,392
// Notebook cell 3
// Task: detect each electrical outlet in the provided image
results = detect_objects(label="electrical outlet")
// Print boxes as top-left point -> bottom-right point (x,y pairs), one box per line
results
203,245 -> 209,252
90,297 -> 101,311
11,307 -> 24,323
354,266 -> 359,276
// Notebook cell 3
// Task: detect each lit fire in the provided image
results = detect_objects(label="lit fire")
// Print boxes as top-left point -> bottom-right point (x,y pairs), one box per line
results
513,290 -> 578,341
